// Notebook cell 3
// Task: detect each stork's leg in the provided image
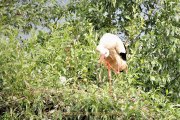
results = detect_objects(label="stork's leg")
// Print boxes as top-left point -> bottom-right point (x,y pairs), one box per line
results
108,65 -> 112,93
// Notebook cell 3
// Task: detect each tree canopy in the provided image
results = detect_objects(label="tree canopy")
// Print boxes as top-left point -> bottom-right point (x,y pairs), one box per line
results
0,0 -> 179,119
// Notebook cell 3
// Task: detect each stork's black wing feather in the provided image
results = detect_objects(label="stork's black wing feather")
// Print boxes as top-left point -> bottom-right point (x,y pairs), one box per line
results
119,53 -> 127,61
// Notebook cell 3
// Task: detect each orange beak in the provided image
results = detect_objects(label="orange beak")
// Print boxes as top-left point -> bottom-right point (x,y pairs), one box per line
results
99,54 -> 105,63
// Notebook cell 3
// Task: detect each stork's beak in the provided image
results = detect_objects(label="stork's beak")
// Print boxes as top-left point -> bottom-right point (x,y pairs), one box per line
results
99,54 -> 105,63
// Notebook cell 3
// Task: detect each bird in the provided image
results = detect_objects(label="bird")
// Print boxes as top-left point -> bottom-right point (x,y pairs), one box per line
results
96,33 -> 128,91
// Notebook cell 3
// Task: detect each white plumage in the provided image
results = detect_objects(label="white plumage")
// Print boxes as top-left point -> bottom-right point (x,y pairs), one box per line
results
97,33 -> 126,54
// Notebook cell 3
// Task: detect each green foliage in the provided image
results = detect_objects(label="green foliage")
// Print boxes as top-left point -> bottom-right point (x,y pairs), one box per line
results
128,0 -> 180,102
0,0 -> 180,119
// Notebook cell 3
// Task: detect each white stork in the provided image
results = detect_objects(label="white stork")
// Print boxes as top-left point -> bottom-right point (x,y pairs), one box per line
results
96,33 -> 128,90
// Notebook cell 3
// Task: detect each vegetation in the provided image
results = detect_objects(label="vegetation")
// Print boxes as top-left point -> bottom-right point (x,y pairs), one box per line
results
0,0 -> 179,119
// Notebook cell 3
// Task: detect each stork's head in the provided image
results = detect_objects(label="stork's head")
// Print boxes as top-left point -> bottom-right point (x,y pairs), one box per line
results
96,45 -> 109,62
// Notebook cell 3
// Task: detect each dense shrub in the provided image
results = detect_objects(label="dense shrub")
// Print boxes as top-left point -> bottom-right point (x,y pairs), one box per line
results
0,0 -> 179,119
